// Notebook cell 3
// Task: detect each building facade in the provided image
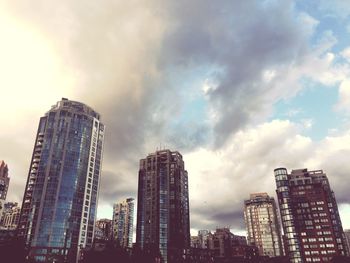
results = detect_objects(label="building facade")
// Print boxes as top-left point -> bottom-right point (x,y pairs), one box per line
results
191,236 -> 201,248
18,98 -> 105,262
190,230 -> 210,249
112,198 -> 134,248
207,228 -> 259,261
0,202 -> 20,230
136,149 -> 190,263
244,192 -> 283,257
198,230 -> 210,249
344,230 -> 350,257
274,168 -> 348,263
95,219 -> 112,241
0,161 -> 10,220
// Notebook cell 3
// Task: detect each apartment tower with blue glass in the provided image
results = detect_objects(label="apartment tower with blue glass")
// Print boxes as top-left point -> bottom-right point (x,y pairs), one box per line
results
136,149 -> 190,263
18,98 -> 104,262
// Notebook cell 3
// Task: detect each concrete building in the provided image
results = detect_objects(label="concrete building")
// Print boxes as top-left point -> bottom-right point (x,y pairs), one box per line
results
18,98 -> 105,263
95,219 -> 112,241
207,228 -> 259,261
112,198 -> 134,248
274,168 -> 348,263
136,149 -> 190,263
244,192 -> 283,257
191,236 -> 201,248
344,229 -> 350,255
191,230 -> 210,249
0,161 -> 10,220
198,230 -> 210,249
0,202 -> 20,230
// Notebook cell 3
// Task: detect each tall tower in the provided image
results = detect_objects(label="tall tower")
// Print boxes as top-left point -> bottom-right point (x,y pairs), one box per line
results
136,149 -> 190,263
18,98 -> 105,262
274,168 -> 348,263
112,197 -> 134,248
0,161 -> 10,220
244,192 -> 283,257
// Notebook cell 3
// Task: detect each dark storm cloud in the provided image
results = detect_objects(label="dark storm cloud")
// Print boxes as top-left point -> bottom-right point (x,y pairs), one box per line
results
190,204 -> 245,231
210,211 -> 246,230
158,0 -> 310,147
99,170 -> 138,206
2,0 -> 313,158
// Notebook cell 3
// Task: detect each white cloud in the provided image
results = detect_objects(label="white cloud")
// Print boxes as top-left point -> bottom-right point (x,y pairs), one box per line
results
341,47 -> 350,62
185,120 -> 312,230
185,119 -> 350,231
339,204 -> 350,230
301,118 -> 314,129
335,79 -> 350,113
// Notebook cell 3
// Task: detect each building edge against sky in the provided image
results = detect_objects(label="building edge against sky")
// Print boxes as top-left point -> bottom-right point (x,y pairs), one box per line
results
17,98 -> 105,263
275,167 -> 348,263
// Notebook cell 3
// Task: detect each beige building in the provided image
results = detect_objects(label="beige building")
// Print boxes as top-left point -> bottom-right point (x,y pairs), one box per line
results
207,228 -> 258,260
0,161 -> 10,219
95,219 -> 112,240
1,202 -> 20,230
344,229 -> 350,254
190,236 -> 201,248
244,193 -> 283,257
112,198 -> 134,248
198,230 -> 209,249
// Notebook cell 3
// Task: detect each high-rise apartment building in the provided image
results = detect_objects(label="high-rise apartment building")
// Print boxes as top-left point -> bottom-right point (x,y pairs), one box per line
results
244,192 -> 283,257
274,168 -> 348,263
136,149 -> 190,263
112,198 -> 134,248
0,161 -> 10,219
18,98 -> 105,262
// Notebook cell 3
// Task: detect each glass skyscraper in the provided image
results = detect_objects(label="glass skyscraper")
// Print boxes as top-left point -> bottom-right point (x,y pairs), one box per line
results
136,149 -> 190,263
18,98 -> 104,262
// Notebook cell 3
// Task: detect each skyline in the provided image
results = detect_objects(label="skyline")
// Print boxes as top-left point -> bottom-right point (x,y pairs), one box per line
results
1,0 -> 350,237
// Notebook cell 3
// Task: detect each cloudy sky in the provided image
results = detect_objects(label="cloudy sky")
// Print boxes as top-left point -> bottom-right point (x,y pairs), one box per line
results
1,0 -> 350,236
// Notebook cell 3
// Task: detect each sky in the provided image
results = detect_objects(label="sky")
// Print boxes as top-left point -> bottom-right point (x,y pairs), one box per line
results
1,0 -> 350,237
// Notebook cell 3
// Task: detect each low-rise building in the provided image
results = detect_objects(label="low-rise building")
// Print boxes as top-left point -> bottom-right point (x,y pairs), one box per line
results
0,202 -> 20,230
207,228 -> 259,262
95,219 -> 112,241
